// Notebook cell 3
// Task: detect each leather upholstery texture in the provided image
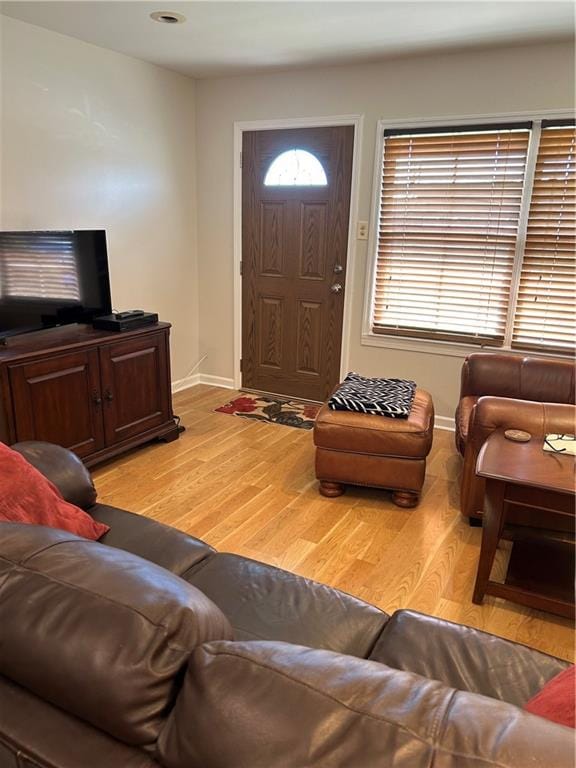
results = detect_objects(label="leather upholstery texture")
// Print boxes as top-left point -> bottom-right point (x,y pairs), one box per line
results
454,353 -> 576,519
458,353 -> 575,404
459,397 -> 576,519
0,523 -> 232,747
0,675 -> 161,768
92,503 -> 214,576
454,395 -> 478,456
1,442 -> 574,768
315,449 -> 427,492
313,389 -> 434,494
314,389 -> 434,457
157,640 -> 575,768
369,610 -> 569,706
12,440 -> 97,509
184,552 -> 389,657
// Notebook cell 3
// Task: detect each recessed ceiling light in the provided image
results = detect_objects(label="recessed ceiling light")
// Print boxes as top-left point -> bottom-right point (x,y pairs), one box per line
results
150,11 -> 186,24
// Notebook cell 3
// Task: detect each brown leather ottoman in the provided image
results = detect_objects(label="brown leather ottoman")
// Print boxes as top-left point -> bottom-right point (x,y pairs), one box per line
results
313,389 -> 434,507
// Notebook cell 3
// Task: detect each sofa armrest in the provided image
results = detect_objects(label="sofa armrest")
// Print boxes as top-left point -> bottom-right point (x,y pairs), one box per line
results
468,397 -> 576,453
459,399 -> 576,519
11,441 -> 97,510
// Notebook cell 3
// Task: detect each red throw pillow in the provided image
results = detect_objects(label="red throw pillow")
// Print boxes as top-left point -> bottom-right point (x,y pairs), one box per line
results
0,443 -> 109,540
524,666 -> 575,728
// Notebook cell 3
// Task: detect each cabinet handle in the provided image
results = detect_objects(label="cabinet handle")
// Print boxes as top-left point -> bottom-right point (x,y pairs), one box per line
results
104,389 -> 114,402
92,391 -> 102,406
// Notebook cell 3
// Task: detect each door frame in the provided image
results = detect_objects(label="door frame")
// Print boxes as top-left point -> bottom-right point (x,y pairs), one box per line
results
233,114 -> 363,393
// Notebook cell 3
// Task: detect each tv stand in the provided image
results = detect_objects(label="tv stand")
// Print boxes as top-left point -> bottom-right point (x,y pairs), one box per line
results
0,322 -> 181,466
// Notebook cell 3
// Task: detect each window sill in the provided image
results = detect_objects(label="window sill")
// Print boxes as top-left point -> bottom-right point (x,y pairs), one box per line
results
360,332 -> 573,361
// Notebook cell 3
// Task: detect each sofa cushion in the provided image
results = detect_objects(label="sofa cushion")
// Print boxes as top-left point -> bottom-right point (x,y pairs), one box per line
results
368,610 -> 569,707
0,443 -> 108,540
313,389 -> 433,458
91,504 -> 214,576
157,640 -> 575,768
184,552 -> 388,657
0,523 -> 233,747
0,675 -> 160,768
12,441 -> 98,510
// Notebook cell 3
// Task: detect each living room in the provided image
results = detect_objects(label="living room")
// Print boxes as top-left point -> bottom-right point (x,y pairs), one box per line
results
0,2 -> 575,766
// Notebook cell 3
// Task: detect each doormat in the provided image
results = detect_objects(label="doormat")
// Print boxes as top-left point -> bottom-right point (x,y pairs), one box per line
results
215,395 -> 320,430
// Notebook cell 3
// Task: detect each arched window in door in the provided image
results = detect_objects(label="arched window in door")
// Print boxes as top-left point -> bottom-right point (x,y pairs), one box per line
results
264,148 -> 328,186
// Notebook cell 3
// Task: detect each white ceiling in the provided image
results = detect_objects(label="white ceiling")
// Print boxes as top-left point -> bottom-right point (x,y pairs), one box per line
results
1,1 -> 574,78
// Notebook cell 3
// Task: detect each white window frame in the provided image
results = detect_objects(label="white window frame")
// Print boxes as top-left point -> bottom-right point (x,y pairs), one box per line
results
362,109 -> 575,360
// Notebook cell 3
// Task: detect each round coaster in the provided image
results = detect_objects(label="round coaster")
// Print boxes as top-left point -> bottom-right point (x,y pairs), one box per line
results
504,429 -> 532,442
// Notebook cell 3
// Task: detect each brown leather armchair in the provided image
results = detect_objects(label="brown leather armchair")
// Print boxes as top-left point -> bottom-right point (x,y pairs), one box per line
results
455,353 -> 576,522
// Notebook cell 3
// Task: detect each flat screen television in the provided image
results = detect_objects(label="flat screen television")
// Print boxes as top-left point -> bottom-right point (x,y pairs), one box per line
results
0,230 -> 112,340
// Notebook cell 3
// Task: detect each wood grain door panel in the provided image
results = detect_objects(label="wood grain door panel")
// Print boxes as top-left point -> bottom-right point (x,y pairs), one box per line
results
260,203 -> 286,276
99,333 -> 170,445
299,203 -> 327,280
296,300 -> 323,376
242,126 -> 354,401
9,349 -> 105,457
258,296 -> 285,369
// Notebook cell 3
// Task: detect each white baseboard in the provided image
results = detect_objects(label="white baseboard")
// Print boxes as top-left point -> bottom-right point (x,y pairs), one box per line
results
171,374 -> 235,394
198,374 -> 235,389
171,373 -> 201,393
435,415 -> 455,432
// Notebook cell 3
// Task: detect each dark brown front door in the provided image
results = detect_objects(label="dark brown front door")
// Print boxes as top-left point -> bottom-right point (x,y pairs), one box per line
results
242,126 -> 354,402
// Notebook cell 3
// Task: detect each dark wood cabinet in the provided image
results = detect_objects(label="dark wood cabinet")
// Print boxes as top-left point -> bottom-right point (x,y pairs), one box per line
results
8,348 -> 105,459
0,323 -> 180,466
99,334 -> 171,446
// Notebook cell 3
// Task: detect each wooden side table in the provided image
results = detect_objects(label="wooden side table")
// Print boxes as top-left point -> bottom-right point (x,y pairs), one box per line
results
473,430 -> 575,619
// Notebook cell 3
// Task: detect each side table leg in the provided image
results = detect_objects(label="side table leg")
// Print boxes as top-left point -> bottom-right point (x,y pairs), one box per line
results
473,479 -> 506,605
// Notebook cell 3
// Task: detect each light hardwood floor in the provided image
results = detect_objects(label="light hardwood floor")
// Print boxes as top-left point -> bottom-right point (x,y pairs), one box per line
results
92,384 -> 575,662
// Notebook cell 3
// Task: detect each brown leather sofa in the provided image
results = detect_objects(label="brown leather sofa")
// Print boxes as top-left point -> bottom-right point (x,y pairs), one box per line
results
0,442 -> 574,768
455,353 -> 576,521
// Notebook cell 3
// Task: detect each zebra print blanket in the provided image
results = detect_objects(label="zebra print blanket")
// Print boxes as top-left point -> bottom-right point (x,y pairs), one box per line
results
328,372 -> 416,419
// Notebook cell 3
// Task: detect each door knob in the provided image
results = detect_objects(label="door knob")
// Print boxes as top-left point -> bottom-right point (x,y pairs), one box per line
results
330,283 -> 343,294
92,391 -> 102,406
104,389 -> 114,402
333,264 -> 343,274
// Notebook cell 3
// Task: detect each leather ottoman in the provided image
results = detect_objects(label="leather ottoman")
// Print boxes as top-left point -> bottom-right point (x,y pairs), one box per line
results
313,389 -> 434,507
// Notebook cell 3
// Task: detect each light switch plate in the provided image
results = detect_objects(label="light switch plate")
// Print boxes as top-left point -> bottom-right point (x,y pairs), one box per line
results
357,220 -> 368,240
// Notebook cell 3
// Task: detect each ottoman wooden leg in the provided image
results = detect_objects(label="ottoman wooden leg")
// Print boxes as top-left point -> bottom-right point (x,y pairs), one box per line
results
392,490 -> 419,508
319,481 -> 345,498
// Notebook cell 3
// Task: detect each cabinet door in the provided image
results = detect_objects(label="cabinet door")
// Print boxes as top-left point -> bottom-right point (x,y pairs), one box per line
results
9,349 -> 105,458
99,333 -> 171,446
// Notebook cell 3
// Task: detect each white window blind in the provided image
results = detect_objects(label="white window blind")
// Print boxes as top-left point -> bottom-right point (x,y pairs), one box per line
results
0,232 -> 81,301
512,123 -> 576,352
372,125 -> 531,344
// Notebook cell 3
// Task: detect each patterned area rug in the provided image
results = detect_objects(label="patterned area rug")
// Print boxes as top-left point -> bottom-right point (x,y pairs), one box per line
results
215,395 -> 320,430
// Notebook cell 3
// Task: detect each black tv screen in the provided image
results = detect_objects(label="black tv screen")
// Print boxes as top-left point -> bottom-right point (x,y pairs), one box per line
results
0,230 -> 112,338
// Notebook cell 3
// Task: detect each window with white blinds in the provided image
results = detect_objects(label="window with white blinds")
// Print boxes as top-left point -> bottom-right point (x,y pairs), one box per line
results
512,123 -> 576,352
369,118 -> 576,355
0,232 -> 81,301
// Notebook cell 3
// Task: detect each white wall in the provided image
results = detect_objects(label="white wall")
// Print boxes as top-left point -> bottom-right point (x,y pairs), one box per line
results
195,41 -> 575,419
2,22 -> 574,416
0,16 -> 199,382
